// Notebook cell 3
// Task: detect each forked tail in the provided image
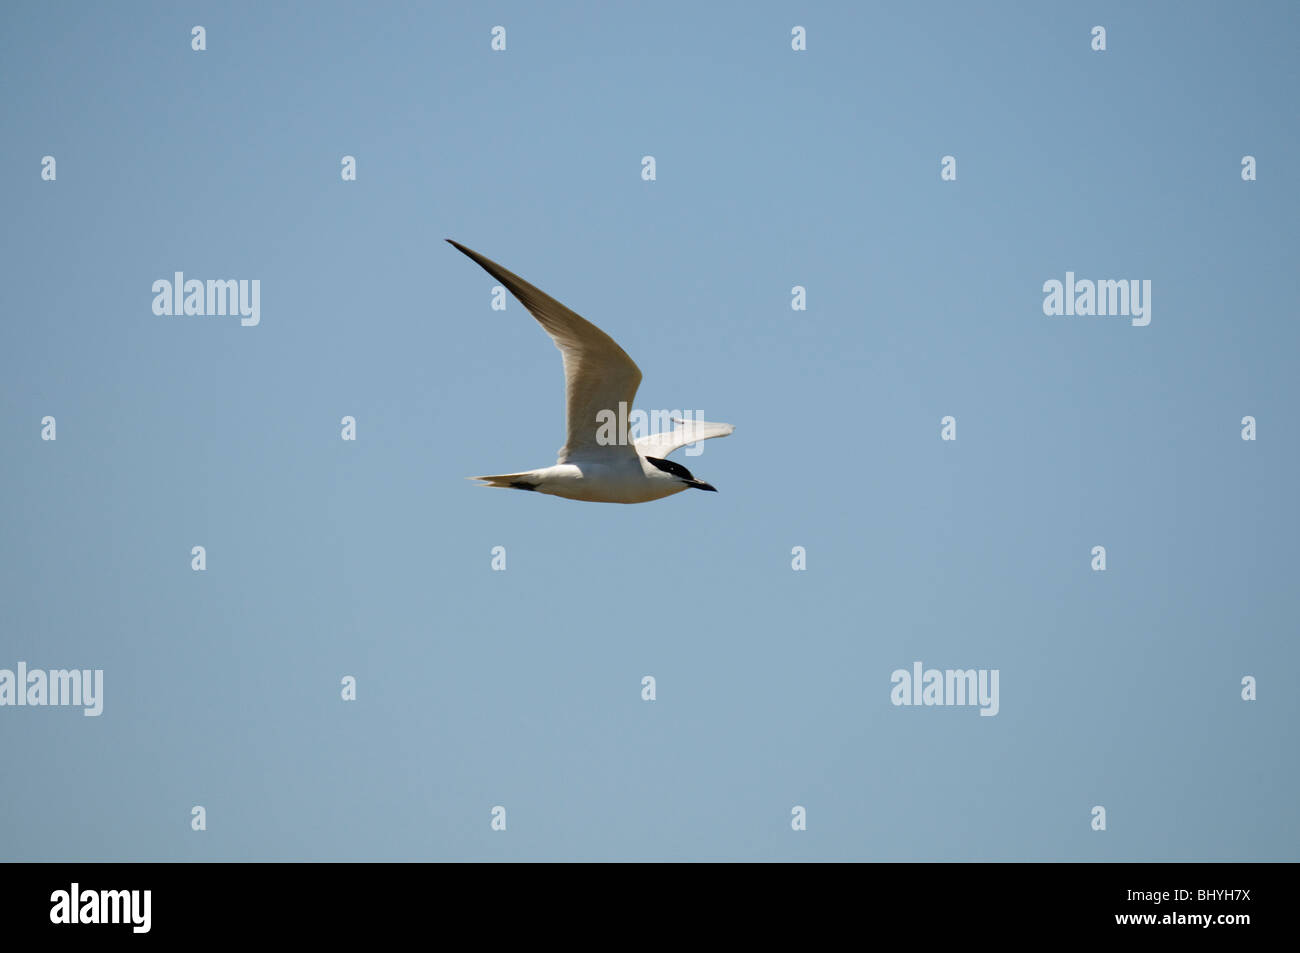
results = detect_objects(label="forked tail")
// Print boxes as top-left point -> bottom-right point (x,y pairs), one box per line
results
468,472 -> 541,491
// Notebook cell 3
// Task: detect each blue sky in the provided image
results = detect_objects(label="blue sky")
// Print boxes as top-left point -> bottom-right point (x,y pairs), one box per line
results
1,1 -> 1297,860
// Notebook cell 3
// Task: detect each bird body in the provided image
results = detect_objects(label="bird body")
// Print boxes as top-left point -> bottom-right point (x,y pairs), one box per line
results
472,459 -> 687,504
448,240 -> 733,504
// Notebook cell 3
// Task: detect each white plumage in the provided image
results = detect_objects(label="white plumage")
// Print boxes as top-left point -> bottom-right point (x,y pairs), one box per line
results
448,240 -> 734,503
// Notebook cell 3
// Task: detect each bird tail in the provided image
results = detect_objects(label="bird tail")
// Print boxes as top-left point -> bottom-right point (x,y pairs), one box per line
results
468,472 -> 541,491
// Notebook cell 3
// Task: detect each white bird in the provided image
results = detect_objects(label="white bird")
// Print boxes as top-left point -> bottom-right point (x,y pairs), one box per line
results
448,240 -> 734,504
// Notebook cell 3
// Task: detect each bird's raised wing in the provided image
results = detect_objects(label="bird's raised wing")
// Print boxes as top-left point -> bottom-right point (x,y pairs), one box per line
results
634,418 -> 734,459
448,240 -> 643,463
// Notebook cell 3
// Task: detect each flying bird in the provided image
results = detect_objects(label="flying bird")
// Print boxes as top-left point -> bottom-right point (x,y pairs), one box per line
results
448,240 -> 733,503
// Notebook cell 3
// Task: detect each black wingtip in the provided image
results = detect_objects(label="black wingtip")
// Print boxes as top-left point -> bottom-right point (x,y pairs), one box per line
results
446,239 -> 476,259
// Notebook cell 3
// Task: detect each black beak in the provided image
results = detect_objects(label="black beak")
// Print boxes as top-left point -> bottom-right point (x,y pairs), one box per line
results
687,481 -> 717,492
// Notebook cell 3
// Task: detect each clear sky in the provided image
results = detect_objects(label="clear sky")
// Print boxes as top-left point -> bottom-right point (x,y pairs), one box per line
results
1,1 -> 1297,861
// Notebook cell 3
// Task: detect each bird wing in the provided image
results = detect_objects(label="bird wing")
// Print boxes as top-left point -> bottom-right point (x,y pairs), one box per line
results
634,418 -> 735,459
448,240 -> 643,463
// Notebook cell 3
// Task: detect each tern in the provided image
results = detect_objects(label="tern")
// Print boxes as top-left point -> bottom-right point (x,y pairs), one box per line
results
448,240 -> 733,503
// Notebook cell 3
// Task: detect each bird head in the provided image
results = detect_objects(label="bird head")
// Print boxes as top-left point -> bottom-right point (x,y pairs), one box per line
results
644,455 -> 717,492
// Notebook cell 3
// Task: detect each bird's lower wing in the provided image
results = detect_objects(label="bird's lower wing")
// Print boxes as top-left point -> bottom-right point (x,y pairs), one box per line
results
634,419 -> 735,459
